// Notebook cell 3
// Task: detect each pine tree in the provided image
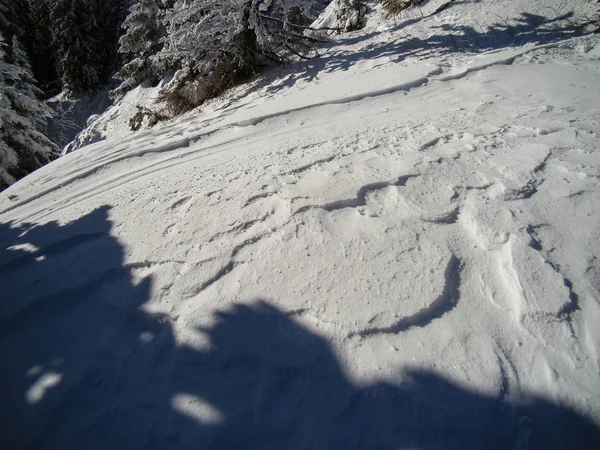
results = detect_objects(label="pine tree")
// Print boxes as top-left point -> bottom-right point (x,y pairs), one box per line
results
95,0 -> 133,84
19,0 -> 131,96
22,0 -> 59,96
0,0 -> 30,40
0,31 -> 59,191
50,0 -> 105,92
158,0 -> 327,88
112,0 -> 169,97
0,0 -> 8,33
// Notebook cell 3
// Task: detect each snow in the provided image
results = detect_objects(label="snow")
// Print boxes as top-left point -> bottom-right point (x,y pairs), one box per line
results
1,1 -> 600,448
310,0 -> 366,32
46,90 -> 113,151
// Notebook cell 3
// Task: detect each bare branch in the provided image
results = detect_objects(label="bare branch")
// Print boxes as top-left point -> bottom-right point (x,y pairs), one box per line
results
258,12 -> 344,33
285,44 -> 313,60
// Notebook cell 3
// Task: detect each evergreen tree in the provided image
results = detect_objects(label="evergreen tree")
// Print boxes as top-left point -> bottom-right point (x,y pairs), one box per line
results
0,0 -> 29,39
21,0 -> 131,96
22,0 -> 59,96
158,0 -> 327,88
0,31 -> 59,190
50,0 -> 105,92
95,0 -> 133,84
112,0 -> 169,97
0,0 -> 8,33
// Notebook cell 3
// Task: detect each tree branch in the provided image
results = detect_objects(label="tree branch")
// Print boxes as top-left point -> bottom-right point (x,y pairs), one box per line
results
284,44 -> 313,60
257,12 -> 344,33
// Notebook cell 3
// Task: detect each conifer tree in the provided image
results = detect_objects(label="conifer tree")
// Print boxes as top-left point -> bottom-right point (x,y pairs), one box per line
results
0,1 -> 9,33
0,0 -> 30,40
158,0 -> 327,87
21,0 -> 59,96
0,31 -> 58,190
50,0 -> 105,92
113,0 -> 168,97
95,0 -> 133,84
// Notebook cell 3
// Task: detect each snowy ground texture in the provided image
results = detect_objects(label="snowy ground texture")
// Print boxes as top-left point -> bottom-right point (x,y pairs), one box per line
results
2,1 -> 600,449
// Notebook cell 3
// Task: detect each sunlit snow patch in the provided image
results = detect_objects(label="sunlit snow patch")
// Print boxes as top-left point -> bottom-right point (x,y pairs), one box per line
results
25,371 -> 63,404
171,393 -> 224,425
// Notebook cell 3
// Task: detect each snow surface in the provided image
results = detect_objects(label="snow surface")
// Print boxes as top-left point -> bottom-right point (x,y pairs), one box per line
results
2,1 -> 600,448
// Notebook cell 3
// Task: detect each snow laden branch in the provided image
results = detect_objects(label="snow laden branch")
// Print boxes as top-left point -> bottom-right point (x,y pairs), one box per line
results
158,0 -> 328,78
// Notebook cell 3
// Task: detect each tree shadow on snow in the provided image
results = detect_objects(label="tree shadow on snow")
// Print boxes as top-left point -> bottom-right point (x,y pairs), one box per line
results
0,207 -> 599,449
232,9 -> 589,101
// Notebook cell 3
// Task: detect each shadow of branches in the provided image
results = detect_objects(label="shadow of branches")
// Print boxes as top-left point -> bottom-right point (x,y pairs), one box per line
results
228,9 -> 591,101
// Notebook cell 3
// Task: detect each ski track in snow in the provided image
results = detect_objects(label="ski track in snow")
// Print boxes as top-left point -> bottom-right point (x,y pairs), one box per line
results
0,39 -> 578,218
2,2 -> 600,448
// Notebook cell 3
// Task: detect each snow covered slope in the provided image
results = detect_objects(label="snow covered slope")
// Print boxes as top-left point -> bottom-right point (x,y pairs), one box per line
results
1,1 -> 600,449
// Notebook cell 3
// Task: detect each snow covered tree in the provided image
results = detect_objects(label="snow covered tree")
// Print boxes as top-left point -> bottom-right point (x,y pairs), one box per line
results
112,0 -> 170,97
12,0 -> 130,96
141,0 -> 328,113
95,0 -> 133,83
0,0 -> 30,40
0,31 -> 59,190
50,0 -> 106,92
158,0 -> 328,85
163,0 -> 328,74
0,1 -> 9,33
20,0 -> 59,95
311,0 -> 366,33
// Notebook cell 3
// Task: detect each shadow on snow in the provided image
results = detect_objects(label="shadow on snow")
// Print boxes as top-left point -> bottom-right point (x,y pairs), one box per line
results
224,9 -> 590,104
0,206 -> 598,449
